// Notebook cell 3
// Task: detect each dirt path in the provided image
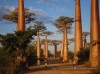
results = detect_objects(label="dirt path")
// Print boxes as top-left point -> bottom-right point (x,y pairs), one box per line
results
25,58 -> 92,74
25,70 -> 91,74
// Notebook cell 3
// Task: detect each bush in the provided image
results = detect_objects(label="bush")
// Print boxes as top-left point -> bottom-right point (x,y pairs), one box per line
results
27,54 -> 37,66
77,48 -> 90,64
0,48 -> 16,74
68,51 -> 74,60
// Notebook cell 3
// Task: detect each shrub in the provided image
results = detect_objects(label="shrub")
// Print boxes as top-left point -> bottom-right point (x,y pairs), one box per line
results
77,48 -> 90,64
0,48 -> 16,74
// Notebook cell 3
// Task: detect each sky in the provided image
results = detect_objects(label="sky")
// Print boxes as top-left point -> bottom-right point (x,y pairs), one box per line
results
0,0 -> 100,53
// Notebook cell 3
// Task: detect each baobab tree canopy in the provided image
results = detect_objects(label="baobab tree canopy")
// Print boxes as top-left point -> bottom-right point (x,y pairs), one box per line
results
54,16 -> 74,28
82,32 -> 90,36
41,31 -> 53,36
49,40 -> 61,45
33,21 -> 46,32
3,8 -> 35,24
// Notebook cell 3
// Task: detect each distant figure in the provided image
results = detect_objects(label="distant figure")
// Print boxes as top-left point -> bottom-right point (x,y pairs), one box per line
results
44,59 -> 47,70
73,59 -> 76,70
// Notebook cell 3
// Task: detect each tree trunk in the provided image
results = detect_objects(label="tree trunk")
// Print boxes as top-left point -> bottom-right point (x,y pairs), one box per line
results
18,0 -> 25,31
43,43 -> 46,57
63,24 -> 68,62
60,33 -> 64,58
74,0 -> 83,64
36,32 -> 40,65
54,45 -> 57,58
90,0 -> 100,67
83,36 -> 87,49
45,35 -> 48,59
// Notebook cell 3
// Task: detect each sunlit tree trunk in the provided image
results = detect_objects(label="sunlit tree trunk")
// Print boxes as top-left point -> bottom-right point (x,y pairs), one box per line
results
63,24 -> 68,62
16,0 -> 26,69
83,36 -> 87,49
45,35 -> 48,59
74,0 -> 83,64
90,0 -> 100,67
18,0 -> 25,31
37,32 -> 41,65
43,43 -> 46,57
60,32 -> 64,58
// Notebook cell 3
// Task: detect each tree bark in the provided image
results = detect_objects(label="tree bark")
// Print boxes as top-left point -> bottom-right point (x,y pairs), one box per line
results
60,32 -> 64,58
63,24 -> 68,62
90,0 -> 100,67
74,0 -> 83,64
18,0 -> 25,31
45,35 -> 48,59
43,43 -> 46,57
83,36 -> 87,49
54,45 -> 57,58
36,32 -> 40,65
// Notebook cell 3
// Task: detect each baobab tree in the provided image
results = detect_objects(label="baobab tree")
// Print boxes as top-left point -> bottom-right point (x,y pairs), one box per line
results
40,39 -> 45,57
3,7 -> 35,31
33,21 -> 46,65
74,0 -> 83,64
82,32 -> 90,49
49,40 -> 61,58
56,28 -> 65,59
90,0 -> 100,67
41,31 -> 53,59
54,16 -> 74,62
57,28 -> 72,59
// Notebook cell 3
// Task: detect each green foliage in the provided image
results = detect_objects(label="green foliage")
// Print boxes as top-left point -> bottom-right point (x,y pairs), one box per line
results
54,16 -> 74,28
68,51 -> 74,60
54,16 -> 74,35
0,33 -> 17,53
26,44 -> 36,55
26,44 -> 45,66
3,8 -> 35,24
0,28 -> 37,52
82,32 -> 90,36
0,28 -> 38,73
15,28 -> 37,49
41,31 -> 53,36
49,40 -> 61,45
77,48 -> 90,64
0,48 -> 16,74
33,21 -> 46,32
26,44 -> 37,66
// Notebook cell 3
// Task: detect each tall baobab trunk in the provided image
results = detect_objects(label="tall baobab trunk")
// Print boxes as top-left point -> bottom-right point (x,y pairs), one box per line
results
83,36 -> 87,49
16,0 -> 26,68
45,35 -> 48,59
54,45 -> 57,58
37,32 -> 41,65
17,0 -> 25,31
63,24 -> 68,62
60,33 -> 64,58
74,0 -> 83,64
90,0 -> 100,67
43,43 -> 46,57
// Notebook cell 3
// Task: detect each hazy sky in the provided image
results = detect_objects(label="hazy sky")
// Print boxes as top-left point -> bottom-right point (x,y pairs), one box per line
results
0,0 -> 100,53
